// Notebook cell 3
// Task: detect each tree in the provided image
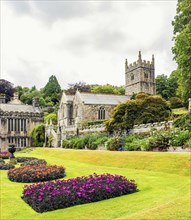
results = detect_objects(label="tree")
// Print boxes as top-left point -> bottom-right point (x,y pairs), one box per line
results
0,79 -> 15,101
172,0 -> 191,106
65,81 -> 91,95
31,124 -> 45,147
156,74 -> 178,100
105,93 -> 171,133
43,75 -> 62,104
91,84 -> 125,95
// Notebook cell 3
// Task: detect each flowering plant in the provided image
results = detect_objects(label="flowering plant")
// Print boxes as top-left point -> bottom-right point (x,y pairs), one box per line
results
22,173 -> 138,213
16,157 -> 37,163
0,152 -> 10,159
8,165 -> 65,183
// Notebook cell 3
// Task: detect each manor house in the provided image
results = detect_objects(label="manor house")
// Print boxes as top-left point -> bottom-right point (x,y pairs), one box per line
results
0,93 -> 43,151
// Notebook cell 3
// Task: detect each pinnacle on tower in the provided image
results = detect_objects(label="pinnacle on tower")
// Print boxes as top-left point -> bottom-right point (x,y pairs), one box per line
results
152,54 -> 155,65
125,59 -> 128,70
138,51 -> 142,63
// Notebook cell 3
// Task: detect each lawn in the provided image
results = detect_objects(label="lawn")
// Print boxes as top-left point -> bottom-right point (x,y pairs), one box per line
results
1,148 -> 191,220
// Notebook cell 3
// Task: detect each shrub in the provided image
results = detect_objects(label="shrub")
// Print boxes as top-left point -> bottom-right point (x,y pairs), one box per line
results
170,130 -> 191,147
31,124 -> 45,147
0,152 -> 10,159
148,131 -> 171,151
21,159 -> 47,166
107,137 -> 124,151
8,165 -> 65,183
173,113 -> 191,131
16,157 -> 37,163
0,163 -> 15,170
0,158 -> 5,164
169,97 -> 183,109
22,173 -> 138,213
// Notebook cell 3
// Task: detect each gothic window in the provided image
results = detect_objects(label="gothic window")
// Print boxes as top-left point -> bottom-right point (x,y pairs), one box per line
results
98,107 -> 105,120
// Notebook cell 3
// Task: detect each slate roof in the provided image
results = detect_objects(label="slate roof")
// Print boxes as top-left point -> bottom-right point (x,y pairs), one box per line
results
79,93 -> 130,105
0,103 -> 41,113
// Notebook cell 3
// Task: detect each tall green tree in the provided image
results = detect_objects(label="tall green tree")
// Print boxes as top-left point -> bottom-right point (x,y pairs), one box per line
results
43,75 -> 62,104
156,74 -> 178,100
172,0 -> 191,106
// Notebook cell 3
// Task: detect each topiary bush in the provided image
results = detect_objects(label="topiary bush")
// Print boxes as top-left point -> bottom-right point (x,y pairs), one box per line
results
8,165 -> 65,183
22,173 -> 138,213
20,159 -> 47,167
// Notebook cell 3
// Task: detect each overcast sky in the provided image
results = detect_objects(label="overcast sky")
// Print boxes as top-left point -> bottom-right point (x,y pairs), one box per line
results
1,0 -> 177,89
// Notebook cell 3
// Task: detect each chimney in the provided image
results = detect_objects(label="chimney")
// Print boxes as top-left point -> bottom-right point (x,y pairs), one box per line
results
32,97 -> 40,108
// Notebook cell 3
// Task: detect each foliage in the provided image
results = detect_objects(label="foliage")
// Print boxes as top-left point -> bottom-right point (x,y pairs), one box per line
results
173,113 -> 191,131
20,87 -> 42,105
66,81 -> 91,95
169,97 -> 183,108
172,0 -> 191,105
170,130 -> 191,147
62,133 -> 109,150
43,75 -> 62,104
0,163 -> 15,170
22,173 -> 138,213
0,79 -> 15,101
8,165 -> 65,183
106,94 -> 171,133
31,124 -> 45,147
0,152 -> 10,159
44,113 -> 57,124
81,119 -> 105,127
20,159 -> 47,166
91,84 -> 125,95
156,74 -> 179,100
106,136 -> 124,151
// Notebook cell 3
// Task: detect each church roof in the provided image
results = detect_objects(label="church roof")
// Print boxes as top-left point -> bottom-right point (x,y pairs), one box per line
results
79,93 -> 130,105
0,103 -> 41,113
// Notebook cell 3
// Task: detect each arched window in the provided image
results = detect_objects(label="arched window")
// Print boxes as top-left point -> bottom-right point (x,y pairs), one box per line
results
98,107 -> 105,120
131,73 -> 134,80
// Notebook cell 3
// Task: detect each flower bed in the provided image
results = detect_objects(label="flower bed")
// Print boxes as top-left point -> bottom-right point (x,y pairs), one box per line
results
0,152 -> 10,159
22,173 -> 138,213
0,163 -> 15,170
21,159 -> 47,166
8,165 -> 65,183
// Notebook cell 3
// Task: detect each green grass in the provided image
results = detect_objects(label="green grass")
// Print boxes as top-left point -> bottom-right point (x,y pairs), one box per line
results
1,148 -> 191,220
172,107 -> 188,115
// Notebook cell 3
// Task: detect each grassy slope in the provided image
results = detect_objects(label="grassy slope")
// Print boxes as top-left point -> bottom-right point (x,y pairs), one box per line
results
1,148 -> 190,220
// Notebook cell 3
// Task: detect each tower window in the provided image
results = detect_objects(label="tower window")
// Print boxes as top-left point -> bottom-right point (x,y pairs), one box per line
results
131,74 -> 134,80
98,107 -> 105,120
144,72 -> 148,78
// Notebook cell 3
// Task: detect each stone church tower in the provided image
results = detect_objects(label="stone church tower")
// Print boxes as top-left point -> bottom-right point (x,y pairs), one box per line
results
125,51 -> 156,95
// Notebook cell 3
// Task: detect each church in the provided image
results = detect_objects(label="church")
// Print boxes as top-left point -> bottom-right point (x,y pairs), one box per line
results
56,51 -> 156,142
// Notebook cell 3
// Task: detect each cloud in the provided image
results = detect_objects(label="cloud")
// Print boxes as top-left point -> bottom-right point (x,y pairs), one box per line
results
1,1 -> 178,89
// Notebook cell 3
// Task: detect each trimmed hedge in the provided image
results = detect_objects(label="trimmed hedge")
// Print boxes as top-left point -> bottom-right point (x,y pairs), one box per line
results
8,165 -> 65,183
22,173 -> 138,213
